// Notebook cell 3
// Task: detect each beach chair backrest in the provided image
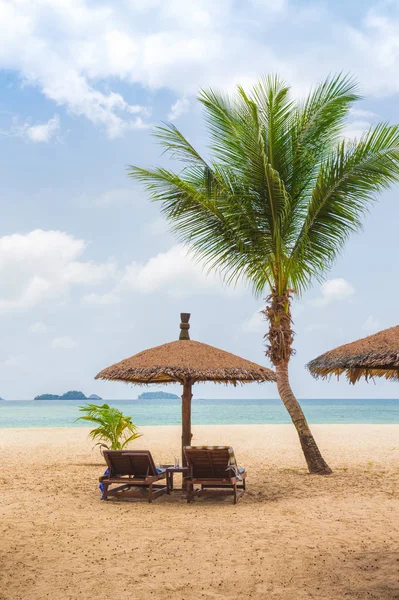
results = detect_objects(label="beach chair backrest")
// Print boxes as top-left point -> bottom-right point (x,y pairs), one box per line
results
184,446 -> 234,479
103,450 -> 158,478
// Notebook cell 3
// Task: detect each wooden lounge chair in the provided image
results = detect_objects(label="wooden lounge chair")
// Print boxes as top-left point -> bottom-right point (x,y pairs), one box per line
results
99,450 -> 167,503
184,446 -> 247,504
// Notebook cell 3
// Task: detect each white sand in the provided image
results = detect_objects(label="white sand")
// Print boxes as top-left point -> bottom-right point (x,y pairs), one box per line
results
1,424 -> 399,599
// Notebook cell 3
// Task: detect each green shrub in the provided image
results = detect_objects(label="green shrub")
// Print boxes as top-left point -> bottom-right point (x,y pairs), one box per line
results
76,403 -> 142,452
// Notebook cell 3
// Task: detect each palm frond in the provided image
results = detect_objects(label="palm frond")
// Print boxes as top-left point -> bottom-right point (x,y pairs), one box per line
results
77,403 -> 142,452
153,123 -> 210,168
129,163 -> 274,288
289,123 -> 399,292
282,74 -> 361,244
249,75 -> 294,179
120,432 -> 143,449
129,73 -> 399,300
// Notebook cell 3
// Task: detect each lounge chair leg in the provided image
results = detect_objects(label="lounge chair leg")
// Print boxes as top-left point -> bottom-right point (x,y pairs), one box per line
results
243,478 -> 246,491
149,483 -> 153,503
187,484 -> 193,503
103,483 -> 109,501
233,483 -> 237,504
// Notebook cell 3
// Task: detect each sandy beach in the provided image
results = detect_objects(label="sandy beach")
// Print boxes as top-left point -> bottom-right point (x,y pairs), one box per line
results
1,424 -> 399,600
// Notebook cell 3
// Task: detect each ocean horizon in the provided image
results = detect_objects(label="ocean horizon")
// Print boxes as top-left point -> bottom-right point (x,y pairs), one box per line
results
1,397 -> 399,428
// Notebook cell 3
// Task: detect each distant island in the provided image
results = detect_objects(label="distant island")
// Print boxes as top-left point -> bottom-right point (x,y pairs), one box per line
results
138,391 -> 179,400
34,391 -> 103,401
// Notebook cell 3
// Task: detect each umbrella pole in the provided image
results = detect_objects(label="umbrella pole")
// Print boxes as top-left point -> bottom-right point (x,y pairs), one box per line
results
181,379 -> 193,466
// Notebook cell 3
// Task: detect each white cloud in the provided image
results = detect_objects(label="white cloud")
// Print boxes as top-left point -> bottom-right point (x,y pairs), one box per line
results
0,0 -> 151,137
0,232 -> 241,314
93,189 -> 132,206
242,308 -> 265,333
146,217 -> 169,236
1,114 -> 60,143
341,9 -> 399,97
342,110 -> 378,140
249,0 -> 286,13
8,0 -> 399,138
75,188 -> 136,208
304,323 -> 330,333
168,97 -> 190,121
24,115 -> 60,142
342,120 -> 372,140
4,355 -> 22,367
63,260 -> 116,285
313,278 -> 355,307
28,321 -> 48,334
349,108 -> 378,119
362,315 -> 382,334
0,230 -> 115,312
82,292 -> 120,305
120,243 -> 239,297
51,336 -> 77,349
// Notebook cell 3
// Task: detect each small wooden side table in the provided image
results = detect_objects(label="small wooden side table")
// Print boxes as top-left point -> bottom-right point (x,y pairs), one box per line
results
165,466 -> 189,494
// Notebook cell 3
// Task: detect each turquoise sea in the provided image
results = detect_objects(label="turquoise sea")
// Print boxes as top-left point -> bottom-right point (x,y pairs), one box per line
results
1,398 -> 399,428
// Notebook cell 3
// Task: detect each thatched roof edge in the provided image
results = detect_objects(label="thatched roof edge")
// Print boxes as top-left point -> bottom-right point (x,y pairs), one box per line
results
307,351 -> 399,384
95,364 -> 275,385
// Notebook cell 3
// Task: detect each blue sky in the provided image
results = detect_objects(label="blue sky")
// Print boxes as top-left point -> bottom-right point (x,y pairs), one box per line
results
0,0 -> 399,400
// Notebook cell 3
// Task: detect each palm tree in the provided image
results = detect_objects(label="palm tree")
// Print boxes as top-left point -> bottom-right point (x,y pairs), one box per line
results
76,403 -> 142,452
128,74 -> 399,474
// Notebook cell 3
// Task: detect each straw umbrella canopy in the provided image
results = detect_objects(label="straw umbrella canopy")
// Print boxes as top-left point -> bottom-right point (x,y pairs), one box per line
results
95,313 -> 275,463
307,325 -> 399,384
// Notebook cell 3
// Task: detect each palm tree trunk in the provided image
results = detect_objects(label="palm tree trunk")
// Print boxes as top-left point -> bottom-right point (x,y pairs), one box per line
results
181,379 -> 192,467
265,289 -> 332,475
276,360 -> 332,474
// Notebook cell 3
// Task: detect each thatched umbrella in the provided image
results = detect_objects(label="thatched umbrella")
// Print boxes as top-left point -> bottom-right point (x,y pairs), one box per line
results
307,325 -> 399,384
95,313 -> 275,463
